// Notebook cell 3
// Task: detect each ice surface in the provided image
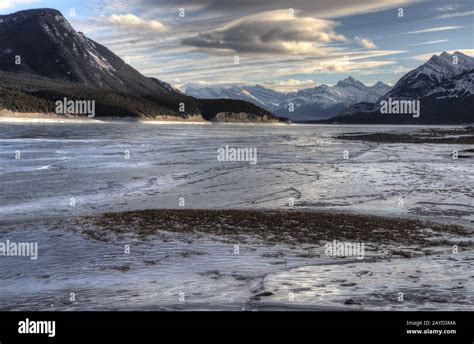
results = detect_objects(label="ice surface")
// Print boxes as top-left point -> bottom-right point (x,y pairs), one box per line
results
0,123 -> 472,226
0,123 -> 472,310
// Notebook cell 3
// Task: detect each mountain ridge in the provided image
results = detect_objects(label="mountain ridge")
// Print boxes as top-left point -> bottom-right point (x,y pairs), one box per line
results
323,51 -> 474,124
0,8 -> 284,122
0,8 -> 177,95
185,78 -> 392,121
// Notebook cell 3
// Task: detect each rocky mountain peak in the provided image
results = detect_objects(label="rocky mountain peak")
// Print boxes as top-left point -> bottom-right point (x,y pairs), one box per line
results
0,8 -> 174,94
336,76 -> 367,89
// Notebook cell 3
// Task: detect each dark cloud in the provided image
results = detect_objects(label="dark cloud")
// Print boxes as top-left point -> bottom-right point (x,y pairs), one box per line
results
137,0 -> 410,18
182,12 -> 346,55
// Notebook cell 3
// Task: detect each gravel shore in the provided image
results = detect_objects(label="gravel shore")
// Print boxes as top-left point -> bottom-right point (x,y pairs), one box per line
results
335,127 -> 474,144
81,208 -> 471,250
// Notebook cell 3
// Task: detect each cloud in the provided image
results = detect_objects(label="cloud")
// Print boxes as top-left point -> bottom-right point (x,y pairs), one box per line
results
407,39 -> 449,46
0,0 -> 40,10
262,79 -> 318,92
138,0 -> 411,19
179,78 -> 319,92
104,14 -> 167,32
392,65 -> 413,74
434,4 -> 460,13
140,49 -> 406,88
432,10 -> 474,19
182,10 -> 347,55
81,0 -> 437,88
315,59 -> 396,73
354,36 -> 376,49
403,26 -> 464,34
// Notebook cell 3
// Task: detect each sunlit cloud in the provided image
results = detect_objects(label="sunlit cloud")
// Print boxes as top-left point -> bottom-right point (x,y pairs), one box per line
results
103,14 -> 167,32
354,36 -> 377,49
261,79 -> 318,92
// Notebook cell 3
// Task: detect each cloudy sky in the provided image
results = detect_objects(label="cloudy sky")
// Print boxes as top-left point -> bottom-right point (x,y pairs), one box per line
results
1,0 -> 473,91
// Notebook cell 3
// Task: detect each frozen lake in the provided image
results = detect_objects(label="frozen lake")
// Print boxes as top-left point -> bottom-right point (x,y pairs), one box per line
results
0,122 -> 472,225
0,122 -> 472,310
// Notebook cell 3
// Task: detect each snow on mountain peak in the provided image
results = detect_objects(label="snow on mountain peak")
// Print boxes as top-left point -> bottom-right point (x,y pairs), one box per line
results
336,76 -> 367,89
185,77 -> 392,120
379,51 -> 474,103
0,8 -> 177,94
427,51 -> 474,71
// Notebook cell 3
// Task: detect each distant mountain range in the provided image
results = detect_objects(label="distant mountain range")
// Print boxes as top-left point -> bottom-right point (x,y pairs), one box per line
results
185,77 -> 392,121
186,84 -> 288,112
325,51 -> 474,124
186,51 -> 473,124
0,8 -> 283,122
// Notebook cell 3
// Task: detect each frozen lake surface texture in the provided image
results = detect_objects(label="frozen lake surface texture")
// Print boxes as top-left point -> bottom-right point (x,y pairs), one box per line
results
0,122 -> 472,310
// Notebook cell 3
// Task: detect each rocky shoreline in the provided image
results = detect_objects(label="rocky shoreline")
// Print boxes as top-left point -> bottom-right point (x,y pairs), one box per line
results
0,110 -> 286,124
335,127 -> 474,144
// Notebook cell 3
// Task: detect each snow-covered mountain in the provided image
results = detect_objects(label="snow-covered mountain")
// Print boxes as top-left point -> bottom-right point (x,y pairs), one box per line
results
185,77 -> 391,121
324,52 -> 474,124
427,68 -> 474,99
185,84 -> 287,111
0,8 -> 176,94
380,51 -> 474,101
276,77 -> 391,120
